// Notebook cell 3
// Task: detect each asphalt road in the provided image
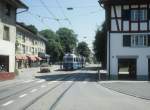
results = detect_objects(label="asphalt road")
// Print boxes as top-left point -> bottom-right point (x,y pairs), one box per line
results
0,67 -> 150,110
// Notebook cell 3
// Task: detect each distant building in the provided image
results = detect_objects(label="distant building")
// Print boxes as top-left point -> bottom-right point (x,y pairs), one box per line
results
16,23 -> 49,69
99,0 -> 150,80
0,0 -> 27,73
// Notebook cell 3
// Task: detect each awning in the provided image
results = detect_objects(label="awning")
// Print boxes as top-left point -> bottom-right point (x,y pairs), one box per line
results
22,55 -> 28,60
36,56 -> 42,61
27,55 -> 37,61
16,55 -> 28,61
16,55 -> 22,61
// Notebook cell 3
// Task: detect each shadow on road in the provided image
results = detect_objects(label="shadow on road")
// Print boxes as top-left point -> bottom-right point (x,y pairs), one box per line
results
35,73 -> 98,82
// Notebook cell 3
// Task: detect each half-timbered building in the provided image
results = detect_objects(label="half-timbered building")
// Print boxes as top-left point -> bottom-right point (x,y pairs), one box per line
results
99,0 -> 150,80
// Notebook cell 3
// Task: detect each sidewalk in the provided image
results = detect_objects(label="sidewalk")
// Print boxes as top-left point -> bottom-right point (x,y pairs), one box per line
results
100,81 -> 150,100
0,65 -> 60,87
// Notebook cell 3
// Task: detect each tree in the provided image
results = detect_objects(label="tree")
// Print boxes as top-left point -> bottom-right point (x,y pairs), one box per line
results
56,27 -> 78,53
93,22 -> 107,68
27,25 -> 38,34
77,42 -> 91,58
40,29 -> 63,62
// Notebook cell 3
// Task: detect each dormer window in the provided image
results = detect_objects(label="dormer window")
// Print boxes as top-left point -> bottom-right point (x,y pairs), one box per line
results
5,4 -> 11,16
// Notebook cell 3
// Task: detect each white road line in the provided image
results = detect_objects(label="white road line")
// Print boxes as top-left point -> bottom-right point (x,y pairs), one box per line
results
19,94 -> 27,98
2,100 -> 14,106
41,85 -> 46,88
36,80 -> 45,83
48,81 -> 58,85
83,79 -> 89,84
30,89 -> 37,93
52,81 -> 58,83
23,80 -> 34,83
67,81 -> 73,83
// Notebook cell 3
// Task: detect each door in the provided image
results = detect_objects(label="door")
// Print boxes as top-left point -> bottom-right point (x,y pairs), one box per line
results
118,58 -> 136,80
148,59 -> 150,80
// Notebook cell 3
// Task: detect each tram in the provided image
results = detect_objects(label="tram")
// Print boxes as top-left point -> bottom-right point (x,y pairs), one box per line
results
63,54 -> 85,70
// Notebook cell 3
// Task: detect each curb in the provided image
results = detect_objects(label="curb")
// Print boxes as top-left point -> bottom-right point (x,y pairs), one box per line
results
97,82 -> 150,101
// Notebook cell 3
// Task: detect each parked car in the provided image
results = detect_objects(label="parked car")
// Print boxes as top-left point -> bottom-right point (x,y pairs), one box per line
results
40,63 -> 50,73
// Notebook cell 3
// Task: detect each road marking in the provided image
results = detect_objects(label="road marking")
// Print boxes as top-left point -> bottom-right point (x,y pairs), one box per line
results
83,79 -> 89,84
19,94 -> 27,98
30,89 -> 37,93
52,81 -> 58,83
41,85 -> 46,88
23,80 -> 34,83
67,81 -> 73,83
36,80 -> 45,83
2,100 -> 14,106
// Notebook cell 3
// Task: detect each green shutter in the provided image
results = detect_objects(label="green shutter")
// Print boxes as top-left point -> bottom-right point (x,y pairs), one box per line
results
123,35 -> 131,47
148,9 -> 150,20
148,35 -> 150,46
122,10 -> 130,20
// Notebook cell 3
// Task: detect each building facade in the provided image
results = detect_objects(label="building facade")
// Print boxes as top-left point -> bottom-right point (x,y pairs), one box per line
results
99,0 -> 150,80
0,0 -> 27,73
16,23 -> 48,68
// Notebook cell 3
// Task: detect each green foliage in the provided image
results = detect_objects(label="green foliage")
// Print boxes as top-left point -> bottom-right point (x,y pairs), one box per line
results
40,28 -> 78,63
93,22 -> 107,68
27,25 -> 38,34
56,28 -> 77,53
77,42 -> 91,58
40,29 -> 63,62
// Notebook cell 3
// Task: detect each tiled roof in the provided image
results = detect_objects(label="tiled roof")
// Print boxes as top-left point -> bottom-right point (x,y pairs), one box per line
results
5,0 -> 28,9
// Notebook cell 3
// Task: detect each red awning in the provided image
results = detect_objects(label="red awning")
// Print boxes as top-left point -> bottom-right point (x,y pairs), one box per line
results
16,55 -> 28,61
22,55 -> 28,60
16,55 -> 23,61
27,55 -> 37,61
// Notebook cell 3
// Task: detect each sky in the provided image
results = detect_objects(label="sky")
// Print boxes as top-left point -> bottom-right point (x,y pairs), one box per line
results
17,0 -> 105,50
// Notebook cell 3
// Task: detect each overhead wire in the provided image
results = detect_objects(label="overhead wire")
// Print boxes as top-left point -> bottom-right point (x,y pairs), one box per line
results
55,0 -> 73,29
39,0 -> 62,26
27,11 -> 51,29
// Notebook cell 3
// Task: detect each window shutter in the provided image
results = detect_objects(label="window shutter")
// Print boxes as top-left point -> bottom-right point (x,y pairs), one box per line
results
148,9 -> 150,20
123,35 -> 131,47
148,35 -> 150,46
122,10 -> 130,20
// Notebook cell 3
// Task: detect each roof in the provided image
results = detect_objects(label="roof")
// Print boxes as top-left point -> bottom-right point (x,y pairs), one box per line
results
16,22 -> 48,42
4,0 -> 28,9
99,0 -> 150,5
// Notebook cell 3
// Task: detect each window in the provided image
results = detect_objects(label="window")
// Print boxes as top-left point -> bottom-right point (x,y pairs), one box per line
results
23,35 -> 25,43
123,35 -> 131,47
122,9 -> 130,20
131,35 -> 148,47
3,26 -> 10,41
26,46 -> 28,53
22,45 -> 25,54
139,9 -> 147,21
5,4 -> 11,16
131,10 -> 139,21
123,35 -> 150,47
131,9 -> 147,21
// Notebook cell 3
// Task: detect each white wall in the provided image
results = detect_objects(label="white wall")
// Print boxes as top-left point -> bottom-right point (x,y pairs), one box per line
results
109,33 -> 150,76
0,40 -> 15,72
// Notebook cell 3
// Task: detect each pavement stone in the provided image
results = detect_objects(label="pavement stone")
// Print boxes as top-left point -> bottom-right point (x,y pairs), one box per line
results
100,81 -> 150,100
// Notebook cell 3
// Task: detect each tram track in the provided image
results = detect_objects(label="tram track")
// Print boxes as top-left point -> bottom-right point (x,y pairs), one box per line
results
23,73 -> 80,110
0,73 -> 73,101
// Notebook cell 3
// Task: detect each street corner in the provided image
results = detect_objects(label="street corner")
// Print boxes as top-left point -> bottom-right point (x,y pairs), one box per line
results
99,80 -> 150,100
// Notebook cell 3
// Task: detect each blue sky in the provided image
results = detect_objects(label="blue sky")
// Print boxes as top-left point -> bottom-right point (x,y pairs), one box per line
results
17,0 -> 105,50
